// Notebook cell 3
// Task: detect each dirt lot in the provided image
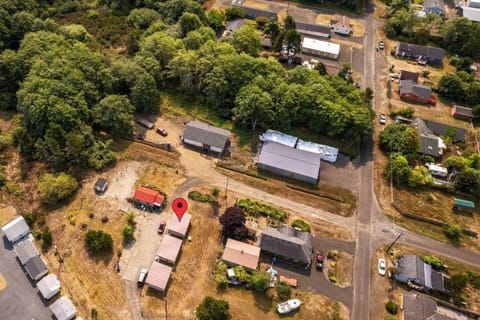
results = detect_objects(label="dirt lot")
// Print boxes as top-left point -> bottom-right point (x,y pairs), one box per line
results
371,244 -> 480,317
143,193 -> 350,319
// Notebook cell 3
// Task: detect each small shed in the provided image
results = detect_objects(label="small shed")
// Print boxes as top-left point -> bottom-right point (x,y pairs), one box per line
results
222,238 -> 261,271
50,296 -> 76,320
451,105 -> 473,120
24,255 -> 48,281
301,37 -> 340,60
453,198 -> 475,210
132,186 -> 166,212
94,178 -> 108,194
145,261 -> 172,292
166,213 -> 192,239
1,216 -> 30,244
156,235 -> 183,265
37,274 -> 61,300
14,238 -> 40,265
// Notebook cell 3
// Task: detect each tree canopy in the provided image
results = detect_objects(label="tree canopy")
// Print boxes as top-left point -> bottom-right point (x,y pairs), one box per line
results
219,207 -> 249,240
379,123 -> 419,156
196,296 -> 231,320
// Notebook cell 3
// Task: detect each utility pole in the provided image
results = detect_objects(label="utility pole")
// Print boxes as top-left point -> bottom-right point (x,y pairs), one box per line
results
385,232 -> 403,254
224,177 -> 229,200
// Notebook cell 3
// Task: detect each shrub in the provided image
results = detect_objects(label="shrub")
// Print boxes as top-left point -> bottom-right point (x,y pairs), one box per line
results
127,212 -> 135,226
42,230 -> 52,249
214,260 -> 228,287
444,224 -> 462,241
85,230 -> 113,254
251,270 -> 270,292
391,107 -> 415,119
86,10 -> 99,20
0,172 -> 5,187
291,218 -> 311,232
276,282 -> 291,300
234,266 -> 250,282
236,198 -> 288,222
117,249 -> 122,258
122,225 -> 135,243
33,229 -> 42,240
467,271 -> 480,289
188,191 -> 215,203
385,301 -> 398,315
212,187 -> 220,197
327,250 -> 339,260
422,256 -> 445,271
196,296 -> 231,320
38,173 -> 78,205
22,213 -> 34,226
91,308 -> 98,319
448,272 -> 469,293
329,275 -> 337,282
101,216 -> 109,223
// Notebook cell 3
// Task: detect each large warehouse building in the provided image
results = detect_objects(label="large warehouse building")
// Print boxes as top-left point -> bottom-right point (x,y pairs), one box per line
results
257,141 -> 321,184
301,37 -> 340,60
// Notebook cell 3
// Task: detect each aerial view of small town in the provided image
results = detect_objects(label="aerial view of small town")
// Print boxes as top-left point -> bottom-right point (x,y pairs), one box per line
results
0,0 -> 480,319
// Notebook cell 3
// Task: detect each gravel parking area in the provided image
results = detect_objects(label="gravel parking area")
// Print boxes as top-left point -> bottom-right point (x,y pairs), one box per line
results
0,233 -> 52,320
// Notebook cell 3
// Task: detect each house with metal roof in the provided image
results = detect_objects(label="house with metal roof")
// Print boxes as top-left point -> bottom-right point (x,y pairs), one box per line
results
132,186 -> 166,212
260,129 -> 298,148
1,216 -> 30,244
156,235 -> 183,265
394,255 -> 448,293
295,21 -> 331,39
222,238 -> 260,271
14,238 -> 40,265
145,261 -> 172,292
236,5 -> 278,20
25,255 -> 48,281
257,141 -> 321,184
459,6 -> 480,21
260,226 -> 313,265
37,274 -> 61,300
424,0 -> 445,15
166,213 -> 192,239
301,37 -> 340,60
329,15 -> 353,36
399,80 -> 435,105
412,118 -> 446,157
451,105 -> 474,120
399,70 -> 420,82
402,293 -> 461,320
50,296 -> 76,320
467,0 -> 480,8
396,42 -> 445,65
182,120 -> 231,155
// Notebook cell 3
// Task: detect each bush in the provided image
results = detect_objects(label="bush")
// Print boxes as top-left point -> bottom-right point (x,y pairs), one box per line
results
42,230 -> 52,250
327,250 -> 339,259
422,256 -> 445,271
291,218 -> 311,232
85,230 -> 113,254
237,198 -> 288,222
448,272 -> 469,293
329,275 -> 337,282
234,266 -> 250,282
38,173 -> 78,205
251,270 -> 270,292
212,187 -> 220,197
22,213 -> 34,227
385,301 -> 398,315
196,296 -> 231,320
33,229 -> 42,240
214,260 -> 228,287
122,225 -> 135,243
127,212 -> 135,226
225,6 -> 244,20
391,107 -> 415,119
276,282 -> 291,300
0,172 -> 5,187
188,191 -> 216,203
444,224 -> 462,241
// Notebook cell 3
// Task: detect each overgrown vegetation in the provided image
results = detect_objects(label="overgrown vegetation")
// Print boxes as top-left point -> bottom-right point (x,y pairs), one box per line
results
196,296 -> 231,320
188,190 -> 216,203
37,173 -> 78,205
291,218 -> 311,232
237,198 -> 288,222
85,229 -> 113,255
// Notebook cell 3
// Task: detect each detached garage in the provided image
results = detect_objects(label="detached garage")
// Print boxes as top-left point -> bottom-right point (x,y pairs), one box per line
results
1,216 -> 30,244
25,255 -> 48,281
145,261 -> 172,292
37,274 -> 61,300
257,141 -> 321,184
50,296 -> 76,320
301,37 -> 340,60
182,120 -> 231,155
156,235 -> 183,265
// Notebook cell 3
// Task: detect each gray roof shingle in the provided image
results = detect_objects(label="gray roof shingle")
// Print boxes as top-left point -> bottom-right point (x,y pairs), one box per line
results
400,80 -> 432,100
396,42 -> 445,61
399,70 -> 420,82
422,119 -> 466,142
25,255 -> 48,281
183,120 -> 231,150
260,226 -> 313,264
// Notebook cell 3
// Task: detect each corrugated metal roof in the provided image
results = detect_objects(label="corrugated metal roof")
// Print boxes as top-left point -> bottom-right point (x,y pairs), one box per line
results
14,239 -> 39,265
183,120 -> 230,150
295,140 -> 338,163
166,213 -> 192,238
50,296 -> 76,320
260,129 -> 298,148
454,198 -> 475,209
133,186 -> 165,206
302,37 -> 340,55
146,262 -> 172,291
156,235 -> 183,264
258,141 -> 321,180
1,216 -> 29,243
222,238 -> 260,270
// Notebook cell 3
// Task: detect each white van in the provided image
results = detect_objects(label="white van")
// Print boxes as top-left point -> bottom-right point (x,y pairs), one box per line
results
427,164 -> 448,177
137,268 -> 148,287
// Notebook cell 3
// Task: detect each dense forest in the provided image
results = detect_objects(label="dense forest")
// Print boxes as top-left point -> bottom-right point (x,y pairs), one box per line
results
0,0 -> 374,175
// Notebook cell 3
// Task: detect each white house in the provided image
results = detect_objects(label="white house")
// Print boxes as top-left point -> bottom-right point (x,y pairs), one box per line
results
301,37 -> 340,60
1,216 -> 30,244
37,274 -> 61,300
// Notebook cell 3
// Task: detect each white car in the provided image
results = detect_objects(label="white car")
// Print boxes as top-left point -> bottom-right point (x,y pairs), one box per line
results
378,258 -> 386,276
379,114 -> 387,125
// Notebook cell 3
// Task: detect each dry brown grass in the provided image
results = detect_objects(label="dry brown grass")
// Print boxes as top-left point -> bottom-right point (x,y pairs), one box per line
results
0,273 -> 6,292
0,205 -> 16,226
315,14 -> 332,25
242,0 -> 269,9
335,252 -> 354,288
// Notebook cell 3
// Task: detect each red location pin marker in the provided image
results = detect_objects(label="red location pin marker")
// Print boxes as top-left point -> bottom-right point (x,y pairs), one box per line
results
172,198 -> 188,222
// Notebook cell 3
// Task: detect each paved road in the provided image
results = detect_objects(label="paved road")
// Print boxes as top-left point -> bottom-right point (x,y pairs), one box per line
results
0,234 -> 52,320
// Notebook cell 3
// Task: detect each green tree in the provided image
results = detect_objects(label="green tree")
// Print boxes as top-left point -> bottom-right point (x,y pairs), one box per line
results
442,18 -> 480,60
92,95 -> 134,137
85,230 -> 113,254
444,224 -> 462,242
438,74 -> 466,102
454,168 -> 480,194
233,84 -> 274,130
179,13 -> 203,37
127,8 -> 161,29
60,24 -> 91,42
122,225 -> 135,243
131,72 -> 160,113
229,25 -> 261,56
422,256 -> 445,271
473,105 -> 480,119
408,167 -> 430,188
233,266 -> 250,282
38,173 -> 78,205
225,6 -> 244,20
448,272 -> 469,293
444,155 -> 471,171
213,260 -> 228,287
284,15 -> 296,31
385,301 -> 398,315
42,230 -> 52,250
276,281 -> 291,300
207,9 -> 226,31
183,27 -> 216,50
384,153 -> 410,186
264,20 -> 280,42
379,123 -> 419,155
284,29 -> 301,50
251,270 -> 270,292
314,62 -> 327,75
196,296 -> 231,320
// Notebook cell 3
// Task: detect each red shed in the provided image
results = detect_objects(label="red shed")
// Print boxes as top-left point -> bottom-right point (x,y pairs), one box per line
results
133,186 -> 165,212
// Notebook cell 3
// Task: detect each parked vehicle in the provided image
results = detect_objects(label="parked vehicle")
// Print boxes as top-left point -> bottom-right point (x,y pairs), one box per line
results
137,119 -> 154,129
137,268 -> 148,287
378,258 -> 386,276
157,221 -> 166,234
379,114 -> 387,125
315,250 -> 324,271
156,128 -> 168,137
378,41 -> 385,50
277,299 -> 302,314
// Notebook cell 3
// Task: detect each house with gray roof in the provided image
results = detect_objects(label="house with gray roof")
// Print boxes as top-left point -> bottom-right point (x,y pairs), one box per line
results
399,80 -> 435,105
257,141 -> 321,184
25,255 -> 48,281
237,5 -> 277,20
421,119 -> 466,142
295,21 -> 331,39
412,118 -> 446,157
14,238 -> 40,265
182,120 -> 231,155
396,42 -> 445,65
260,226 -> 313,265
403,293 -> 460,320
394,255 -> 448,293
399,70 -> 420,82
424,0 -> 445,15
